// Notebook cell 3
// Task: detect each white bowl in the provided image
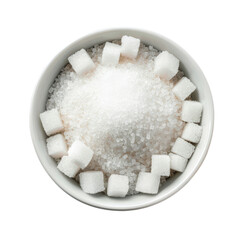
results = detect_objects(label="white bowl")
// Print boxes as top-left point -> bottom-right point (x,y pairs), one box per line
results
30,29 -> 214,210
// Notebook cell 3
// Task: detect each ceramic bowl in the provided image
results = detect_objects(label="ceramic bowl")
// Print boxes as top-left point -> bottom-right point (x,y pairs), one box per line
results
30,29 -> 214,210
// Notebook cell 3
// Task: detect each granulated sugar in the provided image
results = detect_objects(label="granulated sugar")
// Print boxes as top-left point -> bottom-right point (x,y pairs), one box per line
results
46,43 -> 185,195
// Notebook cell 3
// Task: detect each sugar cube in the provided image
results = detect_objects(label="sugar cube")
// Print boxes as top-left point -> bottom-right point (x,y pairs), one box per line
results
172,77 -> 196,100
182,123 -> 203,143
171,138 -> 195,159
40,109 -> 64,136
102,42 -> 121,66
79,171 -> 105,194
57,156 -> 80,178
181,101 -> 203,123
107,174 -> 129,197
154,51 -> 179,81
121,36 -> 140,59
151,155 -> 170,176
135,172 -> 160,194
169,153 -> 188,172
68,49 -> 95,76
46,134 -> 67,159
68,140 -> 93,169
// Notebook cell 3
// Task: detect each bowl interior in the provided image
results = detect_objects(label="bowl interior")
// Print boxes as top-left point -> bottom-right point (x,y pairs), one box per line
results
30,29 -> 214,210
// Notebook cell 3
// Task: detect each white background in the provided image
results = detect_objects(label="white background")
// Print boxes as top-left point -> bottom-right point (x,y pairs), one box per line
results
0,0 -> 239,239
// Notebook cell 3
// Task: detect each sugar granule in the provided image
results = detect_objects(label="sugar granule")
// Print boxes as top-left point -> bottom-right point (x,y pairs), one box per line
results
46,43 -> 185,195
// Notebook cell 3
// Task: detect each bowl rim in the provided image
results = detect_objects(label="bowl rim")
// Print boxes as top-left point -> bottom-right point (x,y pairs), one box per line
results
29,28 -> 214,211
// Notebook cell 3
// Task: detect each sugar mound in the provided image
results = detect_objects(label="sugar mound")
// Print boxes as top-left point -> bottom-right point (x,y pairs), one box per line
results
46,43 -> 185,195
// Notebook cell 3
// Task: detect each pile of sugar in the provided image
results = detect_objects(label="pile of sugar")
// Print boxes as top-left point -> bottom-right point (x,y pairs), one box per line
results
46,43 -> 185,195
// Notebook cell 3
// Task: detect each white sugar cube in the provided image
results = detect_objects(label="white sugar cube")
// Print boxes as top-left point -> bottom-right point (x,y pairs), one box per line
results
171,138 -> 195,159
121,36 -> 140,59
102,42 -> 121,66
135,172 -> 160,194
169,153 -> 188,172
181,101 -> 203,123
107,174 -> 129,198
151,155 -> 170,176
79,171 -> 105,194
57,156 -> 80,178
68,140 -> 93,169
68,49 -> 95,76
172,77 -> 196,100
154,51 -> 179,81
40,109 -> 64,136
46,134 -> 67,159
182,123 -> 203,143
